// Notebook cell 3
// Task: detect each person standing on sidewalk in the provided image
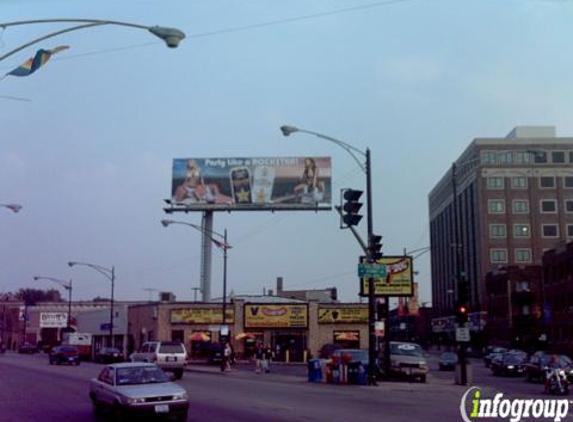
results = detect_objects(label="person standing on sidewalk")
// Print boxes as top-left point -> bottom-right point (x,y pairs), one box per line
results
263,343 -> 273,373
254,342 -> 264,374
221,342 -> 232,372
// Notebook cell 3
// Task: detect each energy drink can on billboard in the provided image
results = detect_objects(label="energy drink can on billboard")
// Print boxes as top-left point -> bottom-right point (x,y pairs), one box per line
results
230,167 -> 252,204
252,166 -> 276,204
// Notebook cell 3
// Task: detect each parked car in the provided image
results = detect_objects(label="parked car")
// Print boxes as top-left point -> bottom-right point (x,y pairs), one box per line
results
49,346 -> 80,365
483,347 -> 507,367
490,352 -> 526,376
95,347 -> 124,364
438,352 -> 458,371
130,341 -> 187,379
386,341 -> 429,382
18,342 -> 38,354
331,349 -> 369,364
525,353 -> 573,383
318,343 -> 344,360
89,362 -> 189,421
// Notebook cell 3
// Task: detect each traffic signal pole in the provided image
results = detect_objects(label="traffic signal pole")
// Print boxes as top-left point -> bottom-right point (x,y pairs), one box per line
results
452,162 -> 468,385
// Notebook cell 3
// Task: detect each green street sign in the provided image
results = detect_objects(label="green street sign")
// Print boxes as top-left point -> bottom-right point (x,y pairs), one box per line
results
358,263 -> 387,278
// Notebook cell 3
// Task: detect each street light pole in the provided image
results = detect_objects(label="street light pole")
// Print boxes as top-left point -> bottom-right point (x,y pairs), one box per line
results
280,125 -> 380,385
0,19 -> 185,64
161,219 -> 231,337
33,276 -> 73,331
68,261 -> 115,347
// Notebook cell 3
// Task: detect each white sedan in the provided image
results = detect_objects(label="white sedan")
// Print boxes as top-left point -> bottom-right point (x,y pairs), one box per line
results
89,362 -> 189,421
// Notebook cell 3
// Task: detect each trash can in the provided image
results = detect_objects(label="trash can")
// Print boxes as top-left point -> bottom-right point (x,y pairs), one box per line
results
307,359 -> 323,383
347,361 -> 360,384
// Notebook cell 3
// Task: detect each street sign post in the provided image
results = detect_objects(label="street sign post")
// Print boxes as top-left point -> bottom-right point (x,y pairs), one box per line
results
456,327 -> 470,342
358,263 -> 387,278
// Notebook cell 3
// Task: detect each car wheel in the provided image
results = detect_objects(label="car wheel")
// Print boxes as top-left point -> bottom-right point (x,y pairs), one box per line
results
113,403 -> 126,422
92,399 -> 104,418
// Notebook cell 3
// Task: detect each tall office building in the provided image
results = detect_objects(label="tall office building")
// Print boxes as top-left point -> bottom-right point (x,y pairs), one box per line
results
429,126 -> 573,322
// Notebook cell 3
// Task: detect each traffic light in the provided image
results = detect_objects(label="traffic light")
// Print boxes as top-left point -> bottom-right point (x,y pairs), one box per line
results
342,189 -> 363,227
458,280 -> 470,306
369,234 -> 383,260
456,303 -> 469,325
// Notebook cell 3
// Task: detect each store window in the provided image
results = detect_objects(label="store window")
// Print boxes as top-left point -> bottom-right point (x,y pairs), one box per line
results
542,224 -> 559,238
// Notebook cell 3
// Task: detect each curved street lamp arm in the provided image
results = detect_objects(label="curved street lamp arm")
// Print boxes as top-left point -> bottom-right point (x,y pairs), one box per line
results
295,128 -> 366,172
1,19 -> 148,30
161,219 -> 228,243
33,276 -> 71,290
0,22 -> 106,63
68,261 -> 113,282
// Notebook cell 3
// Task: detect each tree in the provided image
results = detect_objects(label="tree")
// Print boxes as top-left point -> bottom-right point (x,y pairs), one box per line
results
16,288 -> 62,304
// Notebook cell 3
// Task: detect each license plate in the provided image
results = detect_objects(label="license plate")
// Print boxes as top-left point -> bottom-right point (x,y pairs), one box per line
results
155,405 -> 169,413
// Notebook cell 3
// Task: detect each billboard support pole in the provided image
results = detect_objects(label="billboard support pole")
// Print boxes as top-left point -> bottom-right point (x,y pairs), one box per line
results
200,211 -> 214,302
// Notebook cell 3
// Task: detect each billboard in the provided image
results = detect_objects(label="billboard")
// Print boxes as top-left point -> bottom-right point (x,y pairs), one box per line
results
359,256 -> 414,297
170,157 -> 332,211
171,308 -> 235,324
318,306 -> 368,324
244,304 -> 308,328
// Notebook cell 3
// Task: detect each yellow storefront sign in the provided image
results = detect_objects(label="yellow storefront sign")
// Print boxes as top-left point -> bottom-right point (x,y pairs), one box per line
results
171,308 -> 235,324
244,304 -> 308,328
359,256 -> 414,297
318,307 -> 368,324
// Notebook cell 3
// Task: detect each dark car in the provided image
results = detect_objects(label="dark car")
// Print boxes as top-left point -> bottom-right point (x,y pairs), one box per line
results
95,347 -> 124,364
318,343 -> 343,359
49,346 -> 80,365
18,342 -> 38,354
525,353 -> 573,383
483,347 -> 507,367
491,352 -> 526,376
438,352 -> 458,371
205,343 -> 223,365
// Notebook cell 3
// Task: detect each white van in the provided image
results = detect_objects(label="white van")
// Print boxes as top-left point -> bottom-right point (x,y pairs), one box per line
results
130,341 -> 187,379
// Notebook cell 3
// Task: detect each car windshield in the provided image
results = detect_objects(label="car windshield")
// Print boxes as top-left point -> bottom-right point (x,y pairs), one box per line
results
441,353 -> 457,360
390,343 -> 423,357
503,354 -> 523,364
336,350 -> 368,362
116,366 -> 170,385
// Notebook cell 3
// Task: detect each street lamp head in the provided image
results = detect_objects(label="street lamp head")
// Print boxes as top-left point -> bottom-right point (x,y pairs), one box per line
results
33,276 -> 39,281
161,219 -> 173,227
148,26 -> 186,48
280,125 -> 299,137
3,204 -> 22,213
68,261 -> 76,267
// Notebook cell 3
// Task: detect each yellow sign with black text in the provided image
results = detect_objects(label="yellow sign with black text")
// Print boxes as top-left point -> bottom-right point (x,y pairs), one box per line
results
318,307 -> 368,324
244,304 -> 308,328
359,256 -> 414,297
170,308 -> 235,324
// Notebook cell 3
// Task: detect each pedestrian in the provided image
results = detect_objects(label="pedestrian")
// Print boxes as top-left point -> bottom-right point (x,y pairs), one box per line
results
254,342 -> 264,374
221,342 -> 232,372
263,343 -> 273,373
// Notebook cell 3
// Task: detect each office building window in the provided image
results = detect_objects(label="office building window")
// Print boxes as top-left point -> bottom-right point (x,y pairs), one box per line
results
566,200 -> 573,213
515,249 -> 532,263
512,200 -> 529,214
499,151 -> 513,164
533,151 -> 548,163
540,200 -> 557,213
511,177 -> 527,189
542,224 -> 559,238
569,151 -> 573,163
515,151 -> 532,164
487,177 -> 504,189
514,224 -> 531,238
567,225 -> 573,238
491,249 -> 507,263
481,151 -> 498,165
564,176 -> 573,188
488,199 -> 505,214
539,177 -> 555,188
552,151 -> 566,163
490,224 -> 507,238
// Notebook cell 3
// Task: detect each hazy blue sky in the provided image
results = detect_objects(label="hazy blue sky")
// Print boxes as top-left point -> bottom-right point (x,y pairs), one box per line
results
1,0 -> 572,305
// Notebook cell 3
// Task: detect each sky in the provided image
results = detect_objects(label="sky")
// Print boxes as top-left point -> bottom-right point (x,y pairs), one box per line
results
1,0 -> 573,305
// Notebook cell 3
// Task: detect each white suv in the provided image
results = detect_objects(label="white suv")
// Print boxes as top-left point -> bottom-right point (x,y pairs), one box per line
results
130,341 -> 187,379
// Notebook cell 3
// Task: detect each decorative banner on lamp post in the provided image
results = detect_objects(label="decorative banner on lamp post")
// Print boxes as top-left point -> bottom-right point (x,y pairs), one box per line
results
170,157 -> 331,211
359,256 -> 414,297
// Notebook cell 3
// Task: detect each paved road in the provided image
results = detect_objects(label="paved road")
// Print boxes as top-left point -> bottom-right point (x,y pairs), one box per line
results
0,352 -> 556,422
